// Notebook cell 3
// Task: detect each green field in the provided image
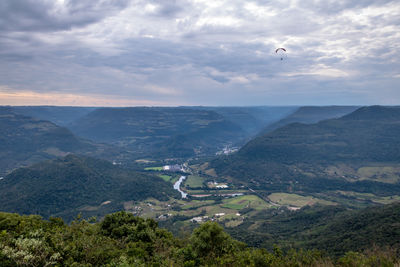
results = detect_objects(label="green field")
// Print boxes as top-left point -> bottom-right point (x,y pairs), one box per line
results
222,195 -> 272,210
357,166 -> 400,184
158,174 -> 172,182
184,175 -> 206,188
155,176 -> 181,184
268,193 -> 335,207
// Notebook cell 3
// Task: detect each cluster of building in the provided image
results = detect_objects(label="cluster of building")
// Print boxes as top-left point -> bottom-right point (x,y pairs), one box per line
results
207,181 -> 229,189
215,146 -> 239,156
163,164 -> 183,172
190,212 -> 241,223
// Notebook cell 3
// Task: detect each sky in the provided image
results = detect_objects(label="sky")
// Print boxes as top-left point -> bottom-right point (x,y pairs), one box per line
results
0,0 -> 399,106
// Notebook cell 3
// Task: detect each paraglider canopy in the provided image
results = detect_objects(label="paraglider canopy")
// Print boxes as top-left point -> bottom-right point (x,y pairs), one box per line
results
275,48 -> 287,60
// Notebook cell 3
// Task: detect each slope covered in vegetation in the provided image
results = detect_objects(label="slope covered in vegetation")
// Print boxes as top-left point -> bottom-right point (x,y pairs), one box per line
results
211,106 -> 400,194
0,155 -> 179,220
0,210 -> 399,266
227,203 -> 400,256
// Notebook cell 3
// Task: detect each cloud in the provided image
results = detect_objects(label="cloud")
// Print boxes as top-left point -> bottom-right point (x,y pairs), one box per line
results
0,0 -> 399,106
0,0 -> 130,32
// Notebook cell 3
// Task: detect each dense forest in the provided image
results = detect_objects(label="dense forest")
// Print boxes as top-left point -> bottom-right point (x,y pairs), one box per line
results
1,211 -> 399,266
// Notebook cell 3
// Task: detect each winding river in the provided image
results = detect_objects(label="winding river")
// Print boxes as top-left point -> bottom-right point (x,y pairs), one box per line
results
173,176 -> 187,198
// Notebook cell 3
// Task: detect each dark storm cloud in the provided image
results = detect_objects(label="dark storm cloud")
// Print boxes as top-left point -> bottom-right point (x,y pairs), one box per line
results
0,0 -> 130,32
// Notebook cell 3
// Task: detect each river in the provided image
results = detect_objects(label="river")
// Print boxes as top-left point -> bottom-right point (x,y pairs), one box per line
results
173,176 -> 187,198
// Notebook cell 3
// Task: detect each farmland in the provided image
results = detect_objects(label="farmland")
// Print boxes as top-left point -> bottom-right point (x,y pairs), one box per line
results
183,175 -> 206,188
267,193 -> 336,208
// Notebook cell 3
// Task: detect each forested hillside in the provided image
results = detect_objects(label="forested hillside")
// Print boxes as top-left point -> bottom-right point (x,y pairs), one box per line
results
211,106 -> 400,193
0,155 -> 178,220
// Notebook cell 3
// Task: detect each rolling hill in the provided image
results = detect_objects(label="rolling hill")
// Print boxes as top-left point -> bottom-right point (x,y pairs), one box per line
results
0,154 -> 179,220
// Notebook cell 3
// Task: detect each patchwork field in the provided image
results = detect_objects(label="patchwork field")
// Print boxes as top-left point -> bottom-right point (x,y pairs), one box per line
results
136,164 -> 400,235
125,193 -> 274,228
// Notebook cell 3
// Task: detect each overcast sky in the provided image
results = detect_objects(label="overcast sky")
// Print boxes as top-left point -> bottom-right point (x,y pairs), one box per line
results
0,0 -> 399,106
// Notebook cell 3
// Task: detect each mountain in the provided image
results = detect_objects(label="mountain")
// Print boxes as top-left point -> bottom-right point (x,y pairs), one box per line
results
240,105 -> 400,163
0,155 -> 179,220
211,106 -> 400,193
261,106 -> 359,134
10,106 -> 96,126
68,107 -> 249,158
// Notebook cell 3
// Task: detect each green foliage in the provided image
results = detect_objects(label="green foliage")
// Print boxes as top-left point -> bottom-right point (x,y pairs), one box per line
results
190,221 -> 245,259
0,211 -> 400,266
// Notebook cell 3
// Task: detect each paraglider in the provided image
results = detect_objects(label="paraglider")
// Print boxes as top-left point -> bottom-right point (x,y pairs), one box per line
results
275,48 -> 286,60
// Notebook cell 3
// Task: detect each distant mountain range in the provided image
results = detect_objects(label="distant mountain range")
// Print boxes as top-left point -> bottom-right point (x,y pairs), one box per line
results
5,105 -> 361,160
0,155 -> 178,220
67,106 -> 295,158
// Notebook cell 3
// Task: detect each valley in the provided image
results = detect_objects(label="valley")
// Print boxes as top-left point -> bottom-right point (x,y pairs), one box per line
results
1,104 -> 400,257
2,1 -> 399,264
132,159 -> 400,238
